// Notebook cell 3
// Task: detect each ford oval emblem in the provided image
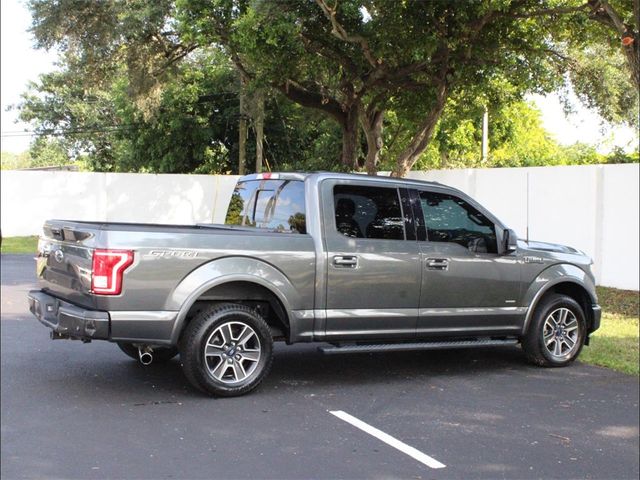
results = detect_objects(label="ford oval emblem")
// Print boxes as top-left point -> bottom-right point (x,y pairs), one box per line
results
54,249 -> 64,263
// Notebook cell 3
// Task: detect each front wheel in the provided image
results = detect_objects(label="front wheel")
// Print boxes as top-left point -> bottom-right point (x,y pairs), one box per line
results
179,303 -> 274,397
522,294 -> 587,367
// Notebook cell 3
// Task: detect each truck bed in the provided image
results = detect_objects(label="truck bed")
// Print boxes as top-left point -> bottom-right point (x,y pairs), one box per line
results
37,219 -> 316,313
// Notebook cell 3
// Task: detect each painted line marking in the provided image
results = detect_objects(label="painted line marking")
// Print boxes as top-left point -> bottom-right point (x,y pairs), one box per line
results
329,410 -> 446,470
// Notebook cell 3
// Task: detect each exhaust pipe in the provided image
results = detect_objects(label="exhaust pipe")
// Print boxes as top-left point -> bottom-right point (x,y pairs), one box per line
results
138,346 -> 154,366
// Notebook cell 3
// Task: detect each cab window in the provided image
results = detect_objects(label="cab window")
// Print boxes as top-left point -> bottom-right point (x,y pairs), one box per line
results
418,191 -> 497,253
225,180 -> 306,233
333,185 -> 405,240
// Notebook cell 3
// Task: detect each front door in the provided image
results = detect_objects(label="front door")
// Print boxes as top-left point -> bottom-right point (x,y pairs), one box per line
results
322,180 -> 421,341
411,188 -> 522,336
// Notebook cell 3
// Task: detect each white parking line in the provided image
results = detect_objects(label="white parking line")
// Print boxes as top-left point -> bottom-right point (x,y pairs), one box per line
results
329,410 -> 446,470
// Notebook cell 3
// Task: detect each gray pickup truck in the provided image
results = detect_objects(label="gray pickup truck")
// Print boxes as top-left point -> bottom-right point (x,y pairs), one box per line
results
28,172 -> 601,396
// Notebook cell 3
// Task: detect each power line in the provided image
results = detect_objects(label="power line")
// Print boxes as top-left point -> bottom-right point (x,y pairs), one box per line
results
0,124 -> 143,138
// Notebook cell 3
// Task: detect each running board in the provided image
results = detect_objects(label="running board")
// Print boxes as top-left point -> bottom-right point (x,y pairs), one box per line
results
319,338 -> 519,355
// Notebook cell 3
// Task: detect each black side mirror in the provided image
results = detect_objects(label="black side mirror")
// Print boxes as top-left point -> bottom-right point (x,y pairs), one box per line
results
504,228 -> 518,253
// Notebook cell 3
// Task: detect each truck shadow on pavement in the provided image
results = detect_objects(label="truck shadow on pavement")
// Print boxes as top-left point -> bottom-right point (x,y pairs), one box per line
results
79,344 -> 540,398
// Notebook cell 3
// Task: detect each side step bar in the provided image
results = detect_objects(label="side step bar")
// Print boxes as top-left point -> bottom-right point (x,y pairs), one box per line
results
319,338 -> 519,355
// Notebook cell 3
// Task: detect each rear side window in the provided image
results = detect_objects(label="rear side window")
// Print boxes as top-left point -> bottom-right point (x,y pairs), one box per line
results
225,180 -> 306,233
333,185 -> 404,240
418,191 -> 497,253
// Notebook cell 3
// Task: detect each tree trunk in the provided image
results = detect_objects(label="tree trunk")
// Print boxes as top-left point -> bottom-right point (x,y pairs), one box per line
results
590,0 -> 640,89
238,80 -> 247,175
255,88 -> 264,173
362,109 -> 384,175
622,37 -> 639,89
340,105 -> 360,170
391,84 -> 447,178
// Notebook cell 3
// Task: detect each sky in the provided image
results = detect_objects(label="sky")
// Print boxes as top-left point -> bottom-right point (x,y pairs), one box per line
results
1,0 -> 638,155
1,0 -> 58,153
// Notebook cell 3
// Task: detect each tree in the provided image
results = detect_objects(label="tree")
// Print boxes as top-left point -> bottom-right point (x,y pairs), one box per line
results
17,67 -> 123,170
558,0 -> 640,128
0,151 -> 32,170
179,0 -> 611,175
24,0 -> 637,176
585,0 -> 639,89
28,0 -> 195,110
18,45 -> 343,173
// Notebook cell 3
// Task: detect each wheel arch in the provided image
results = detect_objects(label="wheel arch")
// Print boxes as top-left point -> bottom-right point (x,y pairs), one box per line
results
167,257 -> 300,344
522,264 -> 597,335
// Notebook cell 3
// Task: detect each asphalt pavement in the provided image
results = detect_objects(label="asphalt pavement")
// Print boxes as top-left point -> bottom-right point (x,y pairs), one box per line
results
1,254 -> 638,479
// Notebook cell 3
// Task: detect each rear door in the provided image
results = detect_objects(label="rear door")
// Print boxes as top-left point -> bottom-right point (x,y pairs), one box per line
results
321,179 -> 421,341
411,188 -> 522,336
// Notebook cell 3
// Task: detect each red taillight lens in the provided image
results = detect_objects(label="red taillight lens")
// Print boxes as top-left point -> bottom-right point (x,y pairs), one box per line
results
91,250 -> 134,295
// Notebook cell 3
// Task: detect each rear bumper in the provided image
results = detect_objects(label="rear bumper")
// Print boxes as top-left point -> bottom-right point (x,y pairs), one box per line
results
28,290 -> 109,341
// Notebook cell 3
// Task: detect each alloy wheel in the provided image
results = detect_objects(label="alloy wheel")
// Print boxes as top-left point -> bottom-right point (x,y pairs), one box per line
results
203,321 -> 262,384
542,307 -> 580,359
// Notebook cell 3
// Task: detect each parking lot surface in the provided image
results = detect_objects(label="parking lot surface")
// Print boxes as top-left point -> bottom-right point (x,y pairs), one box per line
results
2,254 -> 638,479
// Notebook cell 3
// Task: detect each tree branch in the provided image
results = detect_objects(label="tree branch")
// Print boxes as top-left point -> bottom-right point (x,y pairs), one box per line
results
152,43 -> 198,77
588,0 -> 626,34
298,31 -> 359,78
315,0 -> 380,68
508,3 -> 590,18
275,80 -> 346,124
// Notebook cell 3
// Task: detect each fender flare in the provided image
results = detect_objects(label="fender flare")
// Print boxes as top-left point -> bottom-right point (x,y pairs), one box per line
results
521,263 -> 597,335
166,256 -> 301,344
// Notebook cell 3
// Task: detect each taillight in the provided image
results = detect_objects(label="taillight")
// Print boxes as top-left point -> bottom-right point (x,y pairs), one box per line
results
91,250 -> 134,295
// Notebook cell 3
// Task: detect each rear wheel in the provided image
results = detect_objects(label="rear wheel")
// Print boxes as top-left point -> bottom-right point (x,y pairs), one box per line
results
522,294 -> 586,367
117,343 -> 179,363
179,303 -> 273,397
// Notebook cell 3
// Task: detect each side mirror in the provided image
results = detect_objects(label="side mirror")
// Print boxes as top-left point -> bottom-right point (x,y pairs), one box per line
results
504,228 -> 518,254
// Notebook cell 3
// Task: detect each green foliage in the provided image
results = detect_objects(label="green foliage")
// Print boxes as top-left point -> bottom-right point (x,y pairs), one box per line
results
597,286 -> 640,318
28,137 -> 72,168
17,68 -> 123,170
0,151 -> 32,170
110,51 -> 239,173
1,140 -> 72,170
565,42 -> 639,128
18,0 -> 639,174
604,146 -> 640,164
178,0 -> 580,172
390,99 -> 638,169
491,102 -> 563,167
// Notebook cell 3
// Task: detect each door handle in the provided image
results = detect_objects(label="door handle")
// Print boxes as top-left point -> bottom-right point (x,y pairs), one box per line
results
333,255 -> 358,267
426,258 -> 449,270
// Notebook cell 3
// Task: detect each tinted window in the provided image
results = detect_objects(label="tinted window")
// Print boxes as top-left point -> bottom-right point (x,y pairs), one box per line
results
334,185 -> 404,240
419,191 -> 497,253
225,180 -> 306,233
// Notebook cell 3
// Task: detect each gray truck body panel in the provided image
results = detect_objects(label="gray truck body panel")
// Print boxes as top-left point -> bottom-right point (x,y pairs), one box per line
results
29,172 -> 601,347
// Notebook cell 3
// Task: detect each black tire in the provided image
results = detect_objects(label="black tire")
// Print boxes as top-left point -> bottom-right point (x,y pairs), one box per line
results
178,303 -> 274,397
117,342 -> 179,363
522,293 -> 586,367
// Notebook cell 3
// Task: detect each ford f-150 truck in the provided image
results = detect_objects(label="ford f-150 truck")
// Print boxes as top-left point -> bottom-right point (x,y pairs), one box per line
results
28,172 -> 601,396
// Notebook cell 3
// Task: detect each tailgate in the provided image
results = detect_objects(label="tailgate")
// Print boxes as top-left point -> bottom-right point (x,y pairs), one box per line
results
37,220 -> 100,309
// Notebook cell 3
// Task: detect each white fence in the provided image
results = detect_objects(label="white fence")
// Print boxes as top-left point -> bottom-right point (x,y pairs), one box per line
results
0,171 -> 239,233
1,164 -> 638,290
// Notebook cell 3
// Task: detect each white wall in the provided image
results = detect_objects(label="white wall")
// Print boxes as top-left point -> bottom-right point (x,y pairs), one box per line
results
2,165 -> 638,290
0,171 -> 239,235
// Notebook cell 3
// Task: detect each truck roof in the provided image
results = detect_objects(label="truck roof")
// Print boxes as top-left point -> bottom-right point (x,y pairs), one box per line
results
238,171 -> 446,189
237,171 -> 495,225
